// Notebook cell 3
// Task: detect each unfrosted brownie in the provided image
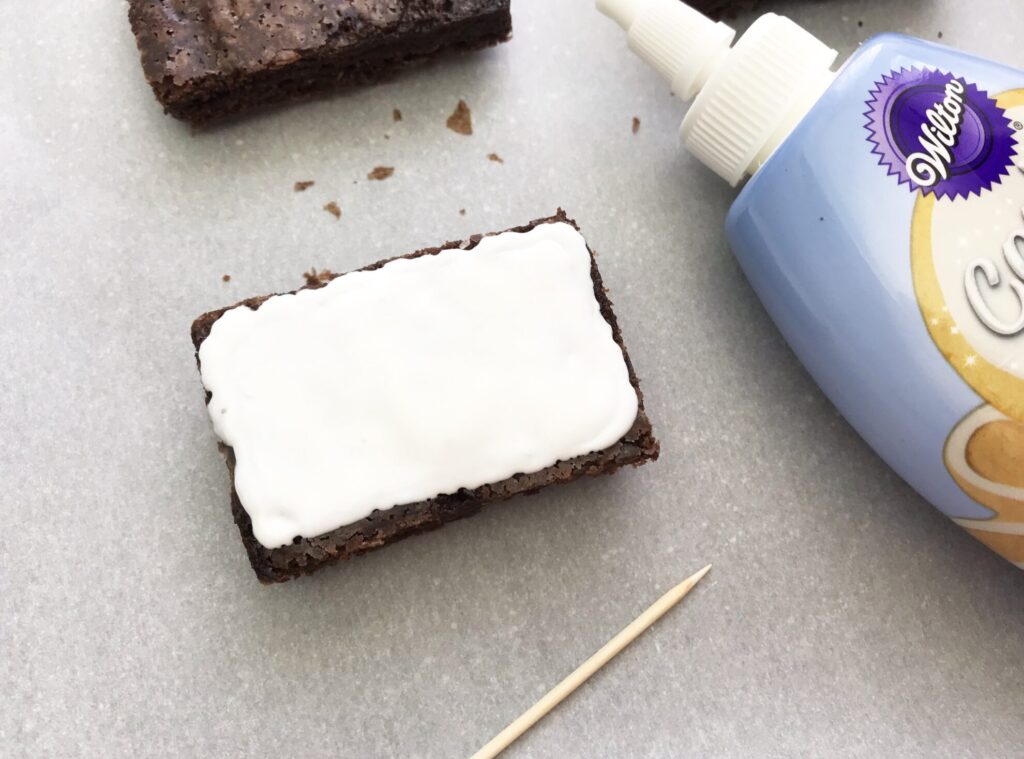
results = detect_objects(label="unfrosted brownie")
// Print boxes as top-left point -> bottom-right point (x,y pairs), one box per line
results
690,0 -> 759,17
129,0 -> 512,124
191,211 -> 659,583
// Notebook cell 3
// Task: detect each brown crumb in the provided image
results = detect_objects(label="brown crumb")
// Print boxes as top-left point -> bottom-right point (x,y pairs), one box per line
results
323,201 -> 341,219
367,166 -> 395,180
632,117 -> 640,135
393,108 -> 402,122
857,19 -> 863,27
294,180 -> 315,192
446,99 -> 473,135
303,270 -> 335,286
487,152 -> 503,164
222,274 -> 231,283
937,30 -> 943,39
303,267 -> 335,287
459,208 -> 466,215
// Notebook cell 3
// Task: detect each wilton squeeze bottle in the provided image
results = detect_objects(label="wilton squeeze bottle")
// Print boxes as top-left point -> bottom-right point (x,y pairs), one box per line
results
597,0 -> 1024,569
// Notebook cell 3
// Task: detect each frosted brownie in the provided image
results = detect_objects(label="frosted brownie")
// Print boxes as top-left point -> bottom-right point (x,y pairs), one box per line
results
128,0 -> 512,124
192,211 -> 659,582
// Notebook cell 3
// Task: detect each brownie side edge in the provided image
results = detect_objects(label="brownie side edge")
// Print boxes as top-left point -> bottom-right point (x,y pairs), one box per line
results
193,210 -> 659,583
128,1 -> 512,125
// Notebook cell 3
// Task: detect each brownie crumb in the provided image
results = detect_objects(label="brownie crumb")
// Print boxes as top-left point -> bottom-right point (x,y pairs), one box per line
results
323,201 -> 341,219
857,20 -> 863,28
632,117 -> 640,134
446,99 -> 473,135
459,208 -> 466,215
222,274 -> 231,282
303,267 -> 335,287
487,152 -> 503,163
393,108 -> 402,122
937,31 -> 943,39
294,180 -> 315,192
367,166 -> 395,181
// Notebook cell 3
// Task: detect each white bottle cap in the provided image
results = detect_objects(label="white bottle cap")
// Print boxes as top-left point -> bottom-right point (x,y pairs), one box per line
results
598,0 -> 839,185
596,0 -> 735,100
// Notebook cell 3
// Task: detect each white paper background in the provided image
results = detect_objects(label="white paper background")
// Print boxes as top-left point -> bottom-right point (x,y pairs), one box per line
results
2,1 -> 1023,756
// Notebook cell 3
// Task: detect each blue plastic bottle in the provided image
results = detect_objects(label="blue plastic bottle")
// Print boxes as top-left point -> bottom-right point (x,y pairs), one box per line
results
599,0 -> 1024,569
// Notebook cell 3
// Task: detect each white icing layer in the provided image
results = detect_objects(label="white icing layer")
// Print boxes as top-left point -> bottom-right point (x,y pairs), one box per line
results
199,222 -> 640,548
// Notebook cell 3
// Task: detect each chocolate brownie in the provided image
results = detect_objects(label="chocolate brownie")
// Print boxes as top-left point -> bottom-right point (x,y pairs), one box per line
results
128,1 -> 512,125
191,211 -> 659,583
690,0 -> 759,18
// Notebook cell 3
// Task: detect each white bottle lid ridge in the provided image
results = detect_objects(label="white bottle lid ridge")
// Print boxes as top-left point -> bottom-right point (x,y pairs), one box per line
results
597,0 -> 838,185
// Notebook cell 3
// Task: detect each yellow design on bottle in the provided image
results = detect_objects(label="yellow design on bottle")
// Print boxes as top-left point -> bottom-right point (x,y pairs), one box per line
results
913,89 -> 1024,567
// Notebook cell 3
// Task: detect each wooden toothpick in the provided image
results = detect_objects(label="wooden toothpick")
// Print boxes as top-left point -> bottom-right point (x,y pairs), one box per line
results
470,564 -> 712,759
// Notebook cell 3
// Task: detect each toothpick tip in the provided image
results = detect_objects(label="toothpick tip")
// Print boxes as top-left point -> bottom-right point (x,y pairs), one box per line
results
471,561 -> 714,759
688,563 -> 712,587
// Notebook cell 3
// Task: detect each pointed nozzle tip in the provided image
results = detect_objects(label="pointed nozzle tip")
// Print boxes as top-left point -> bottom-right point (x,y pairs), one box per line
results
596,0 -> 643,29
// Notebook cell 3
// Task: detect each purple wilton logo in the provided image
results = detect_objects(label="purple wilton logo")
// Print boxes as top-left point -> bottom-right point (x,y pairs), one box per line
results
865,68 -> 1017,200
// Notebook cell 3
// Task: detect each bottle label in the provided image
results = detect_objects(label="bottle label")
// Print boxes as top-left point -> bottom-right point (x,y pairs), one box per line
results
875,74 -> 1024,565
911,133 -> 1024,421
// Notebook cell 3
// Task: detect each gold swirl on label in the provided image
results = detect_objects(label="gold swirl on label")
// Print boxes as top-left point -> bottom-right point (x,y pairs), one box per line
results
914,89 -> 1024,568
947,405 -> 1024,518
949,405 -> 1024,567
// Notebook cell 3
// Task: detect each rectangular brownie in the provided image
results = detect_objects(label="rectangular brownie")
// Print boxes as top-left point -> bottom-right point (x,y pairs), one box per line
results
690,0 -> 758,17
128,0 -> 512,125
191,211 -> 659,583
